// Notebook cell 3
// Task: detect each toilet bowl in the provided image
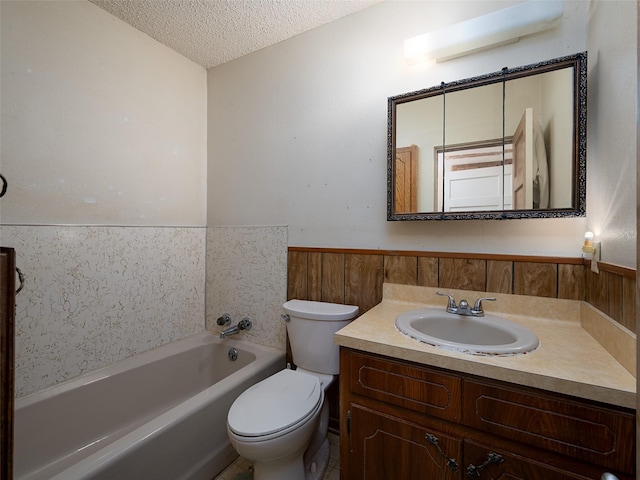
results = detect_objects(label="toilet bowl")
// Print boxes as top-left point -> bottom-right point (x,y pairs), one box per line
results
227,369 -> 324,479
226,300 -> 358,480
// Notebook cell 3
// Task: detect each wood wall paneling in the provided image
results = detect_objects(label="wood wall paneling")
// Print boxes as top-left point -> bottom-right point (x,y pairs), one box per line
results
287,251 -> 308,300
384,255 -> 417,285
439,258 -> 486,292
608,273 -> 624,325
345,254 -> 383,314
514,262 -> 557,298
322,253 -> 346,304
287,247 -> 636,333
558,264 -> 585,301
622,276 -> 636,332
486,260 -> 513,294
308,252 -> 322,301
588,269 -> 610,315
417,257 -> 439,287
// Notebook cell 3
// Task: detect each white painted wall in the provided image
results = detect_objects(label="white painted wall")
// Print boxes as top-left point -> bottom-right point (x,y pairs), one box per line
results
1,0 -> 207,226
586,0 -> 637,268
208,0 -> 596,259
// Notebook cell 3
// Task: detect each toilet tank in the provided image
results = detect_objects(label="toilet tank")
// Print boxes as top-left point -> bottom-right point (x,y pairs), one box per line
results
283,300 -> 359,375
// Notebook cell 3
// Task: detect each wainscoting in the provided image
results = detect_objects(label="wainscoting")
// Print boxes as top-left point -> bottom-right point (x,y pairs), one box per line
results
287,247 -> 636,332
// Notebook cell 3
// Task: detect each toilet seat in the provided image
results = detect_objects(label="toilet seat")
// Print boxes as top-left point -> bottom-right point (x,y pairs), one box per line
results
228,369 -> 322,439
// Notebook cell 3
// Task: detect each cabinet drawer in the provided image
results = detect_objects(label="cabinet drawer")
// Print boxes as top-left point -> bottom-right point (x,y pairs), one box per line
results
348,351 -> 461,421
464,440 -> 602,480
463,380 -> 635,474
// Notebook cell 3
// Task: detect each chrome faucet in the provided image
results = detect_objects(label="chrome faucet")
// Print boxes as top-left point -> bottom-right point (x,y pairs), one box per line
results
436,292 -> 496,317
219,317 -> 252,339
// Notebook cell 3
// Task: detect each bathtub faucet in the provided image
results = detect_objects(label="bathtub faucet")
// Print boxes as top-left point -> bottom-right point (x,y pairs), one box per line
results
220,317 -> 252,339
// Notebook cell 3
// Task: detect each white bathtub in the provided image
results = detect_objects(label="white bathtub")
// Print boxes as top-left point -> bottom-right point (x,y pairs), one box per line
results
14,332 -> 284,480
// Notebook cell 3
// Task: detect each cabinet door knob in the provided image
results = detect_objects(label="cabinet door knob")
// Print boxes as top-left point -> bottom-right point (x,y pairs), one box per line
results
467,452 -> 504,477
424,433 -> 459,472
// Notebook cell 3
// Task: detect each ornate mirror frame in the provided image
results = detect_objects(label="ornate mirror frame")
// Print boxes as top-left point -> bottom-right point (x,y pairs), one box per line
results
387,52 -> 587,221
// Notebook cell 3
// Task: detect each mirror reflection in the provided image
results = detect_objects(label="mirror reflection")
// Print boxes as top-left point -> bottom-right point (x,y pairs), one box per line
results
388,52 -> 586,220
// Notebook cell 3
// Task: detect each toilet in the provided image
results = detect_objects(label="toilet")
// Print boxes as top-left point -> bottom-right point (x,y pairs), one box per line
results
226,299 -> 359,480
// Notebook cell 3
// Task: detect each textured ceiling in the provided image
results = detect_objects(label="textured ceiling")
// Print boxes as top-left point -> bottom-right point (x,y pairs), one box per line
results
89,0 -> 380,69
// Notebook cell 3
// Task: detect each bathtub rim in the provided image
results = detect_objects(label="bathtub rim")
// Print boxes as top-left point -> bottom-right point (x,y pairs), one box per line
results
16,331 -> 283,407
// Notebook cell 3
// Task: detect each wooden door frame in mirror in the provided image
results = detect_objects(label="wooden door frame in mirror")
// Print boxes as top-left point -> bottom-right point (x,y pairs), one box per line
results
387,52 -> 587,221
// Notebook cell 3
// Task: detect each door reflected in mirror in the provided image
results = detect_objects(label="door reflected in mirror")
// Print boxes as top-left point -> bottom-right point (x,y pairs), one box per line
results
388,52 -> 586,221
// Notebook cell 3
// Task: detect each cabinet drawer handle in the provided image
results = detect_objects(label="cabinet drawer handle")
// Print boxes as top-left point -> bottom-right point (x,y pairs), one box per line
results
425,433 -> 459,472
466,452 -> 504,477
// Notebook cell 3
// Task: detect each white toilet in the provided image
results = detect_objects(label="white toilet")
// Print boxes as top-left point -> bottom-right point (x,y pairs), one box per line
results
226,299 -> 359,480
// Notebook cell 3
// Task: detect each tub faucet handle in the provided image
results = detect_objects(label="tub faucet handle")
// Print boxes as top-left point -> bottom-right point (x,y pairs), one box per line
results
217,313 -> 232,326
238,317 -> 252,331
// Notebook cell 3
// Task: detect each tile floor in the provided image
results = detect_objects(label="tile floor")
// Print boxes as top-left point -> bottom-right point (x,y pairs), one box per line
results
214,432 -> 340,480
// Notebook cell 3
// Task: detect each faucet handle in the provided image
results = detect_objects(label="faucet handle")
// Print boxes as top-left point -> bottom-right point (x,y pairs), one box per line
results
238,317 -> 252,331
472,297 -> 496,315
436,292 -> 457,311
217,313 -> 232,326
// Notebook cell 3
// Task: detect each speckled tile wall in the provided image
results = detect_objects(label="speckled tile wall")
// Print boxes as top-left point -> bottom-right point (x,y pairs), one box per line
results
2,225 -> 206,397
206,226 -> 287,351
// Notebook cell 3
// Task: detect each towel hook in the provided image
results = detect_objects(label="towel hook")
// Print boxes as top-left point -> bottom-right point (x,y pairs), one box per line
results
16,267 -> 24,294
0,174 -> 7,198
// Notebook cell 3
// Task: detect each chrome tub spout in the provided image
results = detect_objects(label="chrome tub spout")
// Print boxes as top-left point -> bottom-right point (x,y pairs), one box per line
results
219,317 -> 252,339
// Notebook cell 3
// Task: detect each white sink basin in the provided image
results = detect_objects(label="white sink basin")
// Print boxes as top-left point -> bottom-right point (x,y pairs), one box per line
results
395,309 -> 539,356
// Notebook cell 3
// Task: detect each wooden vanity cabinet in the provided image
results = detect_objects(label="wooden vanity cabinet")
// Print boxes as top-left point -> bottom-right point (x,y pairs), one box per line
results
340,348 -> 635,480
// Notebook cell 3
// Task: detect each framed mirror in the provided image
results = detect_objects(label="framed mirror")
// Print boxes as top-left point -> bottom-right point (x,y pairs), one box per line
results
387,52 -> 586,220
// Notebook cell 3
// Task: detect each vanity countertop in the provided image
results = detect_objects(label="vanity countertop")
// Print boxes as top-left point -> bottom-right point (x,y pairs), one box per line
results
334,283 -> 636,409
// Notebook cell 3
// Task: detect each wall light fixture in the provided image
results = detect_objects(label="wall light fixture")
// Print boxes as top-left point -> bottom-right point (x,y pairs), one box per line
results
582,231 -> 601,274
405,1 -> 564,65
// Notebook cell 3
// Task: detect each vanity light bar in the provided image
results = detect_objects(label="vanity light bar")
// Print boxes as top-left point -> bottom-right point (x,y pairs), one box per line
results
405,1 -> 564,64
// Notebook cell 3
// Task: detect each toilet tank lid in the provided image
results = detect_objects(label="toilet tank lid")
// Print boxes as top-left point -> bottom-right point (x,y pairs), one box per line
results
283,300 -> 359,321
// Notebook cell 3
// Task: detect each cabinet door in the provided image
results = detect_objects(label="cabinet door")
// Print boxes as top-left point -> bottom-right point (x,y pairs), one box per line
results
349,404 -> 462,480
1,247 -> 16,480
464,440 -> 614,480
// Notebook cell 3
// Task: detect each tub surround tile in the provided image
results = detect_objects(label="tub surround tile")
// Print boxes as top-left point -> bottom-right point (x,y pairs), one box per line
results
206,226 -> 287,351
3,225 -> 206,397
335,283 -> 636,409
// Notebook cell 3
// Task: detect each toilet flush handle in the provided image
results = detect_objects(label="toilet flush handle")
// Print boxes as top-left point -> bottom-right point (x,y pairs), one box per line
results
281,314 -> 290,322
